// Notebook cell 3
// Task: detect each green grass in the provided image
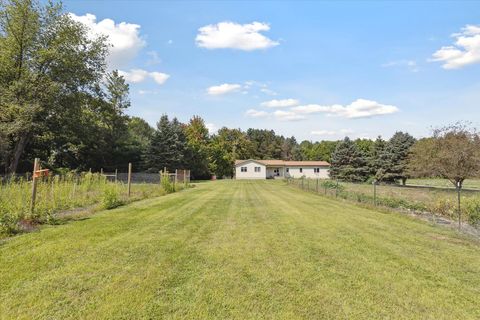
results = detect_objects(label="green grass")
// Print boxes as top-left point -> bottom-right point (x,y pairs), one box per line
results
1,180 -> 480,319
0,173 -> 176,236
408,178 -> 480,189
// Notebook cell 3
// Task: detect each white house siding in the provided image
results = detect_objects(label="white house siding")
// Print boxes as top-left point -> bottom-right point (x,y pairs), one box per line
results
235,161 -> 266,179
285,166 -> 329,179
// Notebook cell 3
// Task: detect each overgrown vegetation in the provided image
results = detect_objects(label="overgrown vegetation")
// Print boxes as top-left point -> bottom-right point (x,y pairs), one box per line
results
0,173 -> 176,236
289,178 -> 480,228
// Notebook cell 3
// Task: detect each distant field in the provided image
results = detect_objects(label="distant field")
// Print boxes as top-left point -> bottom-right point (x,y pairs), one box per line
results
407,178 -> 480,189
1,180 -> 479,319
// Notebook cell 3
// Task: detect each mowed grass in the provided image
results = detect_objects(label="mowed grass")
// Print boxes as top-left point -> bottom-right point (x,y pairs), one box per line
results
1,181 -> 479,319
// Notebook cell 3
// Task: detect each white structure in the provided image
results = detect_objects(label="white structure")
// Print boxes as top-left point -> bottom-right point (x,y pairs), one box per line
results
235,159 -> 330,180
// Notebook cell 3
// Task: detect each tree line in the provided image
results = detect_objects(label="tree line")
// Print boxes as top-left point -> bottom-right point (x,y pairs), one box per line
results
2,0 -> 479,185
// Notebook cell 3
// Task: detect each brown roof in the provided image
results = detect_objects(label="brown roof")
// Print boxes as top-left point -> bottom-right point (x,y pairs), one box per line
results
235,159 -> 330,166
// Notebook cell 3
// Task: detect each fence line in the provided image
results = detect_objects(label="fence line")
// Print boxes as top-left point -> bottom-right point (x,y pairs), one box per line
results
286,177 -> 480,230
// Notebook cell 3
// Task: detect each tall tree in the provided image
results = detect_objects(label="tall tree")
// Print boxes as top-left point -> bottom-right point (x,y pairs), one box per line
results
376,132 -> 415,184
408,124 -> 480,189
408,123 -> 480,228
209,127 -> 252,178
280,136 -> 299,160
0,0 -> 108,173
370,136 -> 386,177
144,115 -> 188,173
184,116 -> 211,179
246,129 -> 282,159
329,137 -> 370,182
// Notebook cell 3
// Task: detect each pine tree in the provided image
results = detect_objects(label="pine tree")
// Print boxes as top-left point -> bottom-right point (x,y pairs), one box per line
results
370,136 -> 386,177
329,137 -> 370,182
144,115 -> 188,172
376,132 -> 415,184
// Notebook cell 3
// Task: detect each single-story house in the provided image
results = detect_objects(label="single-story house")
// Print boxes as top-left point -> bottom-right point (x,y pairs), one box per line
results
235,159 -> 330,179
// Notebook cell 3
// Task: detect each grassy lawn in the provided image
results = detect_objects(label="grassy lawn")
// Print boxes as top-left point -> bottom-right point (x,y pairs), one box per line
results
407,178 -> 480,189
1,180 -> 480,319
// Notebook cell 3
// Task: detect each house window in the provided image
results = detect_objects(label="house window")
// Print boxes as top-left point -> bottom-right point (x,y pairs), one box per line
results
286,168 -> 289,173
299,168 -> 303,173
241,167 -> 247,172
254,167 -> 261,172
314,168 -> 320,173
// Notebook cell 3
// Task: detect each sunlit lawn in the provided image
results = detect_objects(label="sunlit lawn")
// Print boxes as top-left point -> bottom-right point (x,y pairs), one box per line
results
1,180 -> 479,319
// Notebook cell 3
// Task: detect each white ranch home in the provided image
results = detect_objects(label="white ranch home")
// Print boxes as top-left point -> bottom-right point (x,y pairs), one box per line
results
235,159 -> 330,179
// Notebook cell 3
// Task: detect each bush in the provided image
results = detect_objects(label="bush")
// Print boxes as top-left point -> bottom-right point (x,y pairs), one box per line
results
463,198 -> 480,227
428,198 -> 457,219
321,180 -> 345,191
161,174 -> 175,193
102,185 -> 123,209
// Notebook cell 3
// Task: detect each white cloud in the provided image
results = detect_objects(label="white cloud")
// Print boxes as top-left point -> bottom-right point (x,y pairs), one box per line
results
382,60 -> 419,72
260,88 -> 277,96
311,129 -> 354,136
311,130 -> 337,136
246,109 -> 269,118
119,69 -> 170,85
118,69 -> 149,83
150,72 -> 170,85
292,99 -> 398,119
261,98 -> 299,108
273,110 -> 306,121
206,123 -> 218,134
146,51 -> 161,65
196,21 -> 279,51
431,24 -> 480,69
138,89 -> 156,95
207,83 -> 242,95
70,13 -> 145,69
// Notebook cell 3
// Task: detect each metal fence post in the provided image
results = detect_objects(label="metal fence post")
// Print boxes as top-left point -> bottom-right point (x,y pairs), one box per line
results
335,179 -> 339,198
457,182 -> 461,230
373,180 -> 377,206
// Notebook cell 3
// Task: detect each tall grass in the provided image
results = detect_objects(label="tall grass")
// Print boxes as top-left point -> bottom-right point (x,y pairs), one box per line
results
0,172 -> 178,236
287,178 -> 480,228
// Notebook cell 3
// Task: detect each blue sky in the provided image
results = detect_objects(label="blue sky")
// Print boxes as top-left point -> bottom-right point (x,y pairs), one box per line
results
64,0 -> 480,141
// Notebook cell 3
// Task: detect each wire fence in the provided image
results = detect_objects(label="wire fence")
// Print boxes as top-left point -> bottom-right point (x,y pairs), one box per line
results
0,162 -> 192,236
286,178 -> 480,230
1,170 -> 191,185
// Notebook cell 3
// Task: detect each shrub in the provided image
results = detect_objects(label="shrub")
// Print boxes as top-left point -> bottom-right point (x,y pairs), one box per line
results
161,174 -> 175,193
321,180 -> 345,192
463,198 -> 480,227
428,198 -> 456,219
102,185 -> 123,209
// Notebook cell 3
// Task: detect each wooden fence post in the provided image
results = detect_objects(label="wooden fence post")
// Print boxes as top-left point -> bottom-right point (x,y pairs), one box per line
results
184,170 -> 187,188
316,178 -> 319,193
127,163 -> 132,197
115,169 -> 118,183
30,158 -> 40,214
373,181 -> 377,206
335,179 -> 339,198
174,169 -> 177,189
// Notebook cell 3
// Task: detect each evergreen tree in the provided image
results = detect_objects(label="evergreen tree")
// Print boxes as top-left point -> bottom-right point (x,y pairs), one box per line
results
144,115 -> 188,173
370,136 -> 386,176
329,137 -> 370,182
376,132 -> 415,184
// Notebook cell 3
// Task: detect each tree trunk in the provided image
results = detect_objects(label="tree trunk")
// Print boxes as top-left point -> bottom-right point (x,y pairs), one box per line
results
8,133 -> 29,174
